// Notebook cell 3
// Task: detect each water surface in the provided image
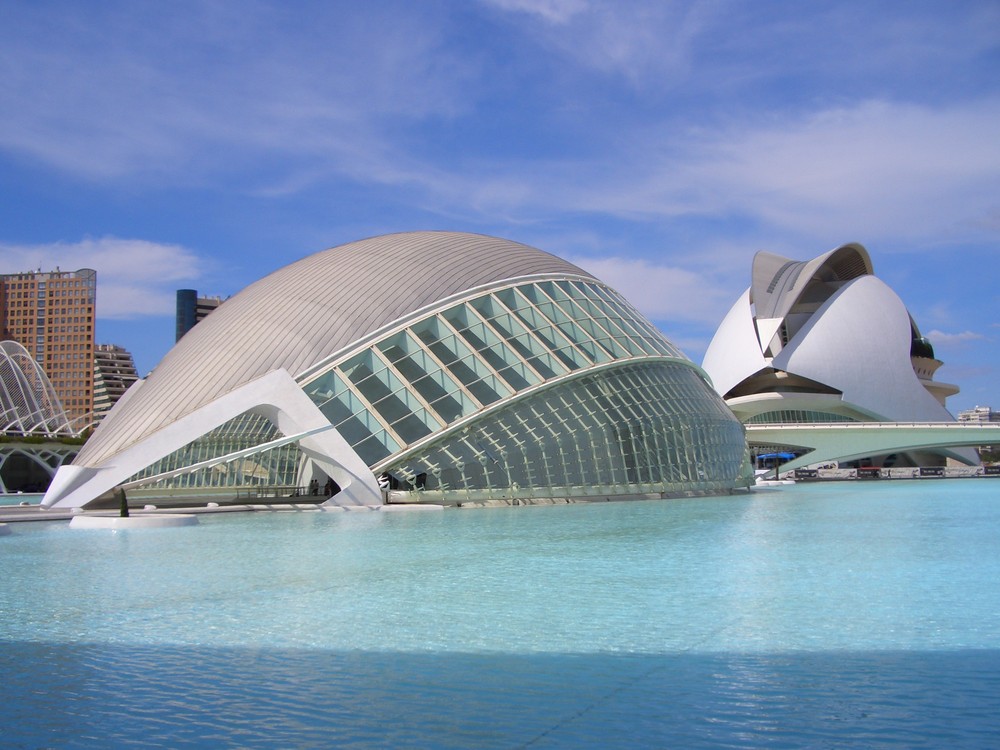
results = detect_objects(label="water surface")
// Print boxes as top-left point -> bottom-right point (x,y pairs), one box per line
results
2,480 -> 999,747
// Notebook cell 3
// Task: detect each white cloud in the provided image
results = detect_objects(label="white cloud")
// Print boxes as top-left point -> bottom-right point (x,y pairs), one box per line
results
692,99 -> 1000,241
926,329 -> 988,348
566,254 -> 733,325
412,97 -> 1000,250
2,3 -> 998,258
0,3 -> 471,181
481,0 -> 709,86
481,0 -> 589,24
0,237 -> 203,319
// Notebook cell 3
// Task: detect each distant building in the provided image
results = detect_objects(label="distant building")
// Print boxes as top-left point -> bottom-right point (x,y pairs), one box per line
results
176,289 -> 225,341
702,243 -> 976,468
959,406 -> 999,453
0,268 -> 96,426
93,344 -> 139,424
958,406 -> 1000,424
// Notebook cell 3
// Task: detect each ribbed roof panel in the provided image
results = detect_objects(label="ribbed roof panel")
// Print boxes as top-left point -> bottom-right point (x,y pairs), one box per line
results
75,232 -> 597,466
751,243 -> 873,321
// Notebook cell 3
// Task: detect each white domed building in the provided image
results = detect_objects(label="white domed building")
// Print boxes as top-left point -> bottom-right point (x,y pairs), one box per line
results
44,232 -> 749,509
702,243 -> 976,467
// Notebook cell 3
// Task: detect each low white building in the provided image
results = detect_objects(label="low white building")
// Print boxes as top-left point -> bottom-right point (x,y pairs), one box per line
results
958,406 -> 999,424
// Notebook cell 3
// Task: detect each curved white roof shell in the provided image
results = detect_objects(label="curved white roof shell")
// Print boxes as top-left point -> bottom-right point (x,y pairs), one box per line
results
750,244 -> 872,321
701,288 -> 766,400
77,232 -> 597,467
770,275 -> 952,422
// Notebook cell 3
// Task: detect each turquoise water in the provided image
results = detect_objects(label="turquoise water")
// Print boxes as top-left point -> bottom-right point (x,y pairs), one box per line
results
2,480 -> 999,747
0,492 -> 43,506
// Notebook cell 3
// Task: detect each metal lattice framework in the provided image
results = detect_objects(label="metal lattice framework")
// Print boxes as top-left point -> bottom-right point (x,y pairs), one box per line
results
0,340 -> 74,437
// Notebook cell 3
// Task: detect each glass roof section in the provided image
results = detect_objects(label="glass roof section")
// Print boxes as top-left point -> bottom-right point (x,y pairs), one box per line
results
299,279 -> 692,467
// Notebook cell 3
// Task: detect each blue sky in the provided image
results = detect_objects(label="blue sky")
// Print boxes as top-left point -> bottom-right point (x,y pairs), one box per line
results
1,0 -> 998,412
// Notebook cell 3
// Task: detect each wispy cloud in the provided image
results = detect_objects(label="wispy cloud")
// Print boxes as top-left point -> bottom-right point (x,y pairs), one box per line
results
412,97 -> 1000,252
926,329 -> 988,348
0,238 -> 204,319
566,254 -> 733,326
688,99 -> 1000,242
2,2 -> 997,255
0,3 -> 469,182
481,0 -> 589,24
481,0 -> 710,87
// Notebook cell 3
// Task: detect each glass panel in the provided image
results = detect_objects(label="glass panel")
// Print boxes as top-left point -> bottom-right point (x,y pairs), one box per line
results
471,294 -> 567,379
562,283 -> 645,356
590,284 -> 677,356
367,371 -> 441,444
412,316 -> 512,407
443,303 -> 541,391
495,288 -> 586,370
520,283 -> 609,364
341,349 -> 388,390
378,331 -> 476,425
549,281 -> 630,358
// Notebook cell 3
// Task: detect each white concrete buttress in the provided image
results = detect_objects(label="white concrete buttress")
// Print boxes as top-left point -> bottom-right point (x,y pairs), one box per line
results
42,368 -> 381,509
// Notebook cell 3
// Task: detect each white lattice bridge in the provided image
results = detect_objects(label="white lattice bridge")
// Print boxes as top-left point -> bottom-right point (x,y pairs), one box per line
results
745,422 -> 1000,472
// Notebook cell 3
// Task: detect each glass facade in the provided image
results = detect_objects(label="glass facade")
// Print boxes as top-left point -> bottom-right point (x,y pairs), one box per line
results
133,277 -> 748,500
129,412 -> 301,491
746,410 -> 858,424
383,362 -> 745,500
301,280 -> 686,461
299,278 -> 746,499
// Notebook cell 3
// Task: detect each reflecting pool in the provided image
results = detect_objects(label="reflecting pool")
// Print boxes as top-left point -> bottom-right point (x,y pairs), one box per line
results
2,480 -> 1000,747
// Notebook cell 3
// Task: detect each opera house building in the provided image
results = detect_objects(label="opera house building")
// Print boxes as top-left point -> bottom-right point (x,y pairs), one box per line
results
702,243 -> 977,467
43,232 -> 750,509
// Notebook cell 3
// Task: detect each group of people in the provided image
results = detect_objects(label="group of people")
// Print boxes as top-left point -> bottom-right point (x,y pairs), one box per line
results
307,478 -> 337,497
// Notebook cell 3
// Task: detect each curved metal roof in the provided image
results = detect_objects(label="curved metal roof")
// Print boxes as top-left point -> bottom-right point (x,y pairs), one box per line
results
75,231 -> 597,466
750,243 -> 872,321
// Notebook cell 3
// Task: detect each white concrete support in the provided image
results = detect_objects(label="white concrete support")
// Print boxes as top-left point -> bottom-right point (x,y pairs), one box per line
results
42,368 -> 381,509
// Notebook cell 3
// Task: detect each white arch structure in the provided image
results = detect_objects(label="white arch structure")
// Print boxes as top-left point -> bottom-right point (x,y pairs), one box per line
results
0,340 -> 73,436
43,368 -> 381,508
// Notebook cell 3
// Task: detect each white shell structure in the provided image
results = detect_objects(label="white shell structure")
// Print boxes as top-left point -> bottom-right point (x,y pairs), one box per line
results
702,243 -> 974,465
44,231 -> 749,509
